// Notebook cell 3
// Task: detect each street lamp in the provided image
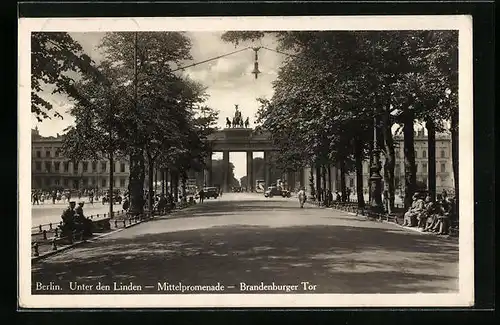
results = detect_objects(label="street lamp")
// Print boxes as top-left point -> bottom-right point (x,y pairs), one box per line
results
369,108 -> 384,215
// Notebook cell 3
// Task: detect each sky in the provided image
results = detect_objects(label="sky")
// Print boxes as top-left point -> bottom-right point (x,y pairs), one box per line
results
32,31 -> 284,180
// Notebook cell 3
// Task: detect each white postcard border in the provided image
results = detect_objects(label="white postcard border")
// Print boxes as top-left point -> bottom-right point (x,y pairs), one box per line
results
18,15 -> 474,308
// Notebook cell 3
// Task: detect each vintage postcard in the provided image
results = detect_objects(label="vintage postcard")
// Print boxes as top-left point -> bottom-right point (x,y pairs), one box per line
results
18,15 -> 474,308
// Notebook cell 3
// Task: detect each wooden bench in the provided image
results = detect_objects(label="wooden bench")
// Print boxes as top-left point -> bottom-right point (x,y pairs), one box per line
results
91,217 -> 111,232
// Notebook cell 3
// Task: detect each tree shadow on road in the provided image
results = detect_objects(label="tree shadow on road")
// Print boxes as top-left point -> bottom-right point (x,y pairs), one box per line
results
32,223 -> 459,295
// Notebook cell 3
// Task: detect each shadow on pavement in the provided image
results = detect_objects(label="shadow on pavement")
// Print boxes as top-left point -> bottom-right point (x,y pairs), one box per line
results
32,223 -> 458,294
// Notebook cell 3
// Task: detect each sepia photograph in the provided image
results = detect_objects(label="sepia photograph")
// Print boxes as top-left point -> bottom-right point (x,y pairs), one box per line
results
18,16 -> 474,308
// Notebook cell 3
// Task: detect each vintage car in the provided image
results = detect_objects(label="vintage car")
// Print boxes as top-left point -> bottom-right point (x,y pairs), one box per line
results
203,187 -> 219,199
264,186 -> 291,198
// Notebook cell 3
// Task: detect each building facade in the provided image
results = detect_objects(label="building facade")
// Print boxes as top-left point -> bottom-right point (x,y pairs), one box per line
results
345,128 -> 455,195
31,128 -> 130,192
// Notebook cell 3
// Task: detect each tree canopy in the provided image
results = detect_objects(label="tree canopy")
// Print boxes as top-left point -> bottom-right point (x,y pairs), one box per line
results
31,32 -> 100,121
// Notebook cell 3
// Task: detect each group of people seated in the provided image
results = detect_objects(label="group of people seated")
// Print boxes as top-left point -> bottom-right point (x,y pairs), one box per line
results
59,201 -> 93,239
403,190 -> 455,235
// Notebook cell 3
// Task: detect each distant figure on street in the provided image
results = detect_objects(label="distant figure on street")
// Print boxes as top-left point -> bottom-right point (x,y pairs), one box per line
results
198,188 -> 205,203
52,191 -> 57,204
157,194 -> 167,214
298,187 -> 307,208
122,196 -> 130,211
346,188 -> 352,202
32,192 -> 39,205
219,188 -> 223,197
335,191 -> 341,202
326,189 -> 333,207
383,190 -> 389,213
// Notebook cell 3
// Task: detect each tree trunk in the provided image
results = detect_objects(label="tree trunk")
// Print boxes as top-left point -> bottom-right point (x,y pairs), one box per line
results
128,149 -> 145,215
340,159 -> 347,202
403,112 -> 417,209
451,109 -> 459,213
368,135 -> 373,203
108,153 -> 114,217
169,169 -> 174,196
308,164 -> 315,197
161,168 -> 165,195
426,119 -> 437,201
181,171 -> 187,203
382,110 -> 395,213
315,164 -> 322,202
173,171 -> 179,202
354,138 -> 365,208
147,155 -> 154,213
321,165 -> 327,198
154,167 -> 158,194
327,164 -> 332,191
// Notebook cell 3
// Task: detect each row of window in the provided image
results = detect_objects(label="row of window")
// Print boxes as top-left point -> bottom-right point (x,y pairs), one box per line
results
34,161 -> 127,173
34,149 -> 63,158
394,149 -> 448,159
34,177 -> 128,188
394,162 -> 447,173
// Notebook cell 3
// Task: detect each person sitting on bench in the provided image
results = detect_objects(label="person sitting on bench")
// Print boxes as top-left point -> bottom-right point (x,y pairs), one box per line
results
60,201 -> 76,238
74,201 -> 93,238
418,195 -> 436,228
423,194 -> 442,232
432,196 -> 454,235
403,193 -> 425,227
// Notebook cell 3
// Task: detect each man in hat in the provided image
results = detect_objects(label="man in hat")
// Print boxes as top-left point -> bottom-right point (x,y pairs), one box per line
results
402,192 -> 425,227
74,201 -> 93,238
60,201 -> 76,237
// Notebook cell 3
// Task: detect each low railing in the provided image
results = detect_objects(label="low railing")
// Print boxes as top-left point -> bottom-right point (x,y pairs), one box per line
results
31,199 -> 198,258
31,210 -> 134,258
31,210 -> 127,234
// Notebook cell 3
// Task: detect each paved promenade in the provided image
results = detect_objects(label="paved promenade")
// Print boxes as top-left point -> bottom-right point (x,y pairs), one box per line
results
31,193 -> 458,294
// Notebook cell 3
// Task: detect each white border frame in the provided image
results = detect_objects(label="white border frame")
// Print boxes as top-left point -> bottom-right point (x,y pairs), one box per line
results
18,15 -> 474,308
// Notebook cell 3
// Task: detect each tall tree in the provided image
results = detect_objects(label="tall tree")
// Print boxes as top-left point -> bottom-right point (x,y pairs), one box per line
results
31,32 -> 101,121
97,31 -> 193,215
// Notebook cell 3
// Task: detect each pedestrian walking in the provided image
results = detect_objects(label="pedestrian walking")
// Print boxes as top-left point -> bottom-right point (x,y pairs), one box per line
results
198,188 -> 205,203
298,187 -> 307,208
326,189 -> 333,207
32,192 -> 39,205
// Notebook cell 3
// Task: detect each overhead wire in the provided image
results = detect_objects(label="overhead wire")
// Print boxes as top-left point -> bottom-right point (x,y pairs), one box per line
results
171,46 -> 253,73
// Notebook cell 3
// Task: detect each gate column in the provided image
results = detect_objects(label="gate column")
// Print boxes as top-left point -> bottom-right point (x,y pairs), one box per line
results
246,151 -> 254,192
223,150 -> 230,193
264,151 -> 271,189
205,151 -> 213,187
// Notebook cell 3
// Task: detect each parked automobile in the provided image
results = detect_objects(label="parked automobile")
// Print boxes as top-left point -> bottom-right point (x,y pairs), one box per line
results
264,186 -> 291,198
203,187 -> 219,199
